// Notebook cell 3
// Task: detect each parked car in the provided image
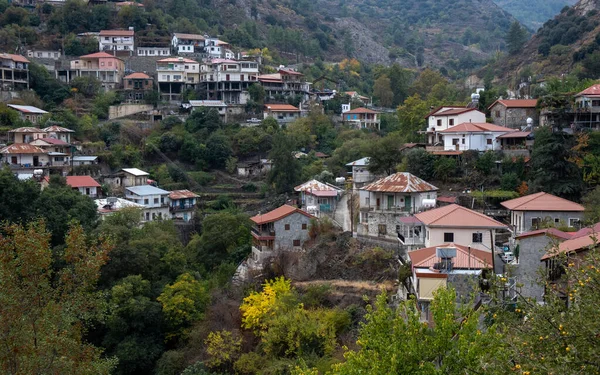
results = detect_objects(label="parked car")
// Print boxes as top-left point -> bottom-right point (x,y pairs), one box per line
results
502,252 -> 514,263
247,118 -> 261,123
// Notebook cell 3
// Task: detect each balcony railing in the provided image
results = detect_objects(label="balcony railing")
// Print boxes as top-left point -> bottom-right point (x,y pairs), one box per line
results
251,227 -> 275,238
170,204 -> 196,212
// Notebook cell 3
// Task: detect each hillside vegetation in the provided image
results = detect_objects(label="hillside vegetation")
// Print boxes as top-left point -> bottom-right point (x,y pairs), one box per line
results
494,0 -> 576,29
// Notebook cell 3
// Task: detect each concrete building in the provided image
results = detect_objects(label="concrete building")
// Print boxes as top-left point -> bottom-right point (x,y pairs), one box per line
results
29,138 -> 71,166
125,185 -> 170,221
0,143 -> 48,169
409,243 -> 493,321
294,179 -> 343,217
61,176 -> 101,198
258,68 -> 311,103
573,83 -> 600,129
122,72 -> 154,102
27,50 -> 61,60
7,104 -> 48,124
96,197 -> 149,222
263,103 -> 300,124
42,125 -> 75,143
488,99 -> 538,129
422,106 -> 486,147
98,29 -> 135,55
0,53 -> 30,90
72,156 -> 98,166
342,107 -> 381,130
69,52 -> 126,90
171,33 -> 206,54
501,192 -> 585,235
438,122 -> 515,152
358,172 -> 438,241
169,189 -> 199,222
200,59 -> 259,104
7,127 -> 46,144
156,57 -> 199,101
250,204 -> 314,262
346,157 -> 376,190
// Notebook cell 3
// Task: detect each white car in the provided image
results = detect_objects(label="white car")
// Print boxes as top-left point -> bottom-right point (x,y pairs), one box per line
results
247,118 -> 261,123
502,252 -> 515,263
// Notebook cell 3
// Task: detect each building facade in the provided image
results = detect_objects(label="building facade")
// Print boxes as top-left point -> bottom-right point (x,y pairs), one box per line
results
0,53 -> 29,90
488,99 -> 538,129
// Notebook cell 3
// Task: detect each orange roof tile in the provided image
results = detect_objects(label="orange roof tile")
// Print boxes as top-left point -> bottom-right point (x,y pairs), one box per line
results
438,122 -> 515,133
362,172 -> 438,193
414,204 -> 507,228
496,131 -> 531,139
488,99 -> 538,109
99,29 -> 134,36
80,52 -> 123,60
173,33 -> 205,40
344,107 -> 380,114
251,204 -> 313,225
0,53 -> 29,63
500,192 -> 584,212
409,243 -> 493,269
264,104 -> 300,112
541,233 -> 599,260
515,228 -> 573,241
576,84 -> 600,97
66,176 -> 100,188
124,72 -> 152,79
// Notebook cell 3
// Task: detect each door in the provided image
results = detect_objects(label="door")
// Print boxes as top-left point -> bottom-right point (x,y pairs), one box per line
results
376,198 -> 380,210
183,213 -> 188,222
33,156 -> 39,166
180,199 -> 185,209
387,195 -> 394,210
404,196 -> 412,211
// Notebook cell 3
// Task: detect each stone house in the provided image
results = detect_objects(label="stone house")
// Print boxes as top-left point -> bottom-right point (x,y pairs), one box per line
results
501,192 -> 585,235
7,104 -> 48,124
488,99 -> 538,129
357,172 -> 438,241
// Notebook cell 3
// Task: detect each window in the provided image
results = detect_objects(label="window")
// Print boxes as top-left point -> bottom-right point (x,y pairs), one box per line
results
293,239 -> 301,247
226,74 -> 230,81
569,218 -> 581,228
461,138 -> 465,144
444,232 -> 454,242
554,218 -> 560,224
449,119 -> 454,126
108,61 -> 112,67
437,119 -> 442,126
531,217 -> 541,230
472,232 -> 483,243
285,224 -> 290,230
302,223 -> 307,230
486,139 -> 493,145
154,198 -> 159,204
145,212 -> 150,221
495,110 -> 500,117
452,138 -> 460,145
144,199 -> 149,205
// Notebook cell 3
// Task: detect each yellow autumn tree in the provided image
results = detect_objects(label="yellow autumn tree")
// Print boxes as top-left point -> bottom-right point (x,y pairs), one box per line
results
239,277 -> 296,331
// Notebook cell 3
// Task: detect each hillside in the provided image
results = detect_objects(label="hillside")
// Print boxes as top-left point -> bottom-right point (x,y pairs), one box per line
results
488,0 -> 600,85
494,0 -> 577,29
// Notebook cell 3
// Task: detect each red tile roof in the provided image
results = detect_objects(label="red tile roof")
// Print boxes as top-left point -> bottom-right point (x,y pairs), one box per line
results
500,192 -> 584,212
541,232 -> 599,260
488,99 -> 538,109
409,243 -> 493,269
0,53 -> 29,63
169,190 -> 200,200
264,104 -> 300,112
251,204 -> 313,225
515,228 -> 573,241
0,143 -> 46,154
124,72 -> 152,80
438,122 -> 515,133
279,68 -> 303,75
173,33 -> 205,41
38,137 -> 69,146
80,52 -> 123,60
576,84 -> 600,97
437,196 -> 457,204
99,29 -> 134,37
66,176 -> 100,188
415,204 -> 506,228
425,106 -> 480,118
344,107 -> 380,114
496,131 -> 531,139
362,172 -> 438,193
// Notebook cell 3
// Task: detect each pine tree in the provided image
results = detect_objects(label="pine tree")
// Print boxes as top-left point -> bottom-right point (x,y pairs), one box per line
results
505,21 -> 528,55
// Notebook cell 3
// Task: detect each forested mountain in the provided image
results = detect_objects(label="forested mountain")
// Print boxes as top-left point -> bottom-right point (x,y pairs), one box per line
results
493,0 -> 577,29
487,0 -> 600,84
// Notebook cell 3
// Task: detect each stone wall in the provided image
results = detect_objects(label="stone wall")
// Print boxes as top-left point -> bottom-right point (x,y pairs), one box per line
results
508,235 -> 553,301
273,212 -> 312,250
109,104 -> 154,119
490,104 -> 538,129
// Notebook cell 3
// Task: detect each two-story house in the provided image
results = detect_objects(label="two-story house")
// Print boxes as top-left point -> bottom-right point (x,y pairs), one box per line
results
342,107 -> 381,130
7,105 -> 48,124
43,175 -> 101,198
358,172 -> 438,241
125,185 -> 170,221
201,59 -> 259,104
0,143 -> 48,170
8,127 -> 47,144
0,53 -> 29,90
573,83 -> 600,129
43,125 -> 75,143
399,204 -> 508,252
156,57 -> 199,101
70,52 -> 126,90
409,244 -> 493,321
258,68 -> 311,104
98,29 -> 135,55
346,157 -> 376,190
29,138 -> 71,166
250,204 -> 314,262
122,72 -> 154,102
501,192 -> 585,234
263,104 -> 301,124
438,122 -> 515,152
423,106 -> 486,147
488,99 -> 538,129
294,179 -> 343,217
169,189 -> 199,222
172,33 -> 206,54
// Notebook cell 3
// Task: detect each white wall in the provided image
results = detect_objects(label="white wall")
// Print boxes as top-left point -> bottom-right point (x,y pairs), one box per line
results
427,111 -> 486,130
426,226 -> 495,252
442,132 -> 503,151
77,186 -> 98,197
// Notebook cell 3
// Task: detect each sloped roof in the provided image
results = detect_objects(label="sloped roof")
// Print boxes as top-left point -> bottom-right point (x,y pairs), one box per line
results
438,122 -> 515,133
80,52 -> 123,60
576,84 -> 600,97
96,197 -> 145,213
488,99 -> 538,109
362,172 -> 438,193
169,190 -> 199,199
515,228 -> 573,241
189,100 -> 227,107
251,204 -> 313,225
415,204 -> 507,228
8,126 -> 44,133
124,72 -> 152,79
99,29 -> 134,36
346,157 -> 370,167
35,137 -> 69,146
0,53 -> 29,63
66,176 -> 101,188
126,185 -> 169,196
43,125 -> 75,133
541,232 -> 599,260
409,243 -> 493,269
425,106 -> 481,118
121,168 -> 149,176
7,104 -> 48,114
500,192 -> 584,212
264,104 -> 300,112
294,179 -> 342,197
0,143 -> 46,154
496,131 -> 531,139
344,107 -> 380,114
279,68 -> 303,75
115,1 -> 144,6
157,57 -> 198,63
173,33 -> 205,40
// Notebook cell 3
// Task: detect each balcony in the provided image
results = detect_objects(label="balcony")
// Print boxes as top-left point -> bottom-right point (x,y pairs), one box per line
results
251,227 -> 275,239
170,204 -> 196,212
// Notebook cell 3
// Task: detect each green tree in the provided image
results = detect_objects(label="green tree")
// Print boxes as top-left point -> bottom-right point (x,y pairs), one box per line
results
205,132 -> 233,169
397,94 -> 428,142
505,21 -> 528,55
71,75 -> 102,98
268,132 -> 302,193
373,75 -> 393,107
185,107 -> 223,134
434,156 -> 456,182
0,167 -> 40,224
582,186 -> 600,224
367,133 -> 405,175
404,148 -> 436,180
0,221 -> 115,374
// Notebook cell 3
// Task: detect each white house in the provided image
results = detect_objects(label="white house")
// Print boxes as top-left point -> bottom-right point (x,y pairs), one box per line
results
125,185 -> 170,221
43,175 -> 101,198
99,29 -> 135,54
0,143 -> 48,169
172,33 -> 206,54
346,157 -> 375,189
438,122 -> 515,151
42,125 -> 75,143
27,50 -> 61,60
156,57 -> 200,101
263,104 -> 300,124
96,197 -> 150,222
137,47 -> 171,57
169,189 -> 199,222
294,179 -> 343,216
423,106 -> 486,146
